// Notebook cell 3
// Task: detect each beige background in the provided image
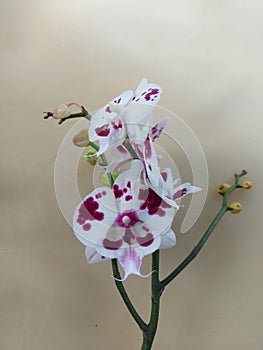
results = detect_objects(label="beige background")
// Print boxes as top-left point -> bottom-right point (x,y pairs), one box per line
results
1,0 -> 262,349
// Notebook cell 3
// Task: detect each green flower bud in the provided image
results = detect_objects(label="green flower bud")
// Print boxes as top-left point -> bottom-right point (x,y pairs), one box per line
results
228,201 -> 242,214
242,180 -> 252,189
217,183 -> 231,194
84,149 -> 97,166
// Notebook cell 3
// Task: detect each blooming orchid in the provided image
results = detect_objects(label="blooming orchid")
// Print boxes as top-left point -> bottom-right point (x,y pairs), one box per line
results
73,155 -> 201,279
73,163 -> 176,280
88,79 -> 162,156
106,117 -> 169,188
68,80 -> 201,279
105,117 -> 200,209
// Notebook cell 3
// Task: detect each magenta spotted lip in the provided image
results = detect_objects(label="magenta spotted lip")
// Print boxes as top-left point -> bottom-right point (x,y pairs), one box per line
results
115,211 -> 142,228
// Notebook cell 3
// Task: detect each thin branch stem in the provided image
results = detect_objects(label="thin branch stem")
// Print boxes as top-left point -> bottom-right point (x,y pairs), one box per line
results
159,170 -> 247,293
111,259 -> 148,332
159,206 -> 228,290
141,251 -> 160,350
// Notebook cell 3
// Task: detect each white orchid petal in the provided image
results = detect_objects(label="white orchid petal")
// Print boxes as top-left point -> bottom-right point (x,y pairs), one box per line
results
135,197 -> 175,240
95,138 -> 110,156
159,229 -> 176,250
133,79 -> 162,106
89,115 -> 110,142
125,81 -> 162,124
92,106 -> 118,121
190,185 -> 202,193
134,78 -> 148,94
116,233 -> 161,280
173,183 -> 202,200
137,136 -> 160,188
73,188 -> 117,246
109,90 -> 133,113
161,168 -> 174,189
91,123 -> 126,157
113,160 -> 143,210
106,145 -> 132,173
85,245 -> 110,264
126,121 -> 151,144
150,117 -> 169,142
117,249 -> 143,280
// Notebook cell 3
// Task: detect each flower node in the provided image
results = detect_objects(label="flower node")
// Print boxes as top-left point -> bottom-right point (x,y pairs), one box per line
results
242,180 -> 252,189
228,201 -> 242,214
217,183 -> 231,194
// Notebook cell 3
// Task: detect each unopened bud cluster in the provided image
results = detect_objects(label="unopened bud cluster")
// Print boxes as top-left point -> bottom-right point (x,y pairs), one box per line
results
216,175 -> 252,215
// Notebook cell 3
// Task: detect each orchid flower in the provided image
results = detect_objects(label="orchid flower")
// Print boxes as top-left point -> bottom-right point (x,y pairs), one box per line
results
159,168 -> 201,203
73,162 -> 176,280
88,79 -> 162,156
106,118 -> 168,179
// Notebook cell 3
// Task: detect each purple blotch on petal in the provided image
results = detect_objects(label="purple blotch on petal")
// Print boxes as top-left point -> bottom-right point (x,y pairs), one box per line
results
78,197 -> 104,222
143,88 -> 159,101
103,238 -> 122,250
137,233 -> 154,247
113,184 -> 124,198
125,195 -> 132,201
83,223 -> 91,231
173,188 -> 187,199
105,106 -> 112,113
123,228 -> 135,244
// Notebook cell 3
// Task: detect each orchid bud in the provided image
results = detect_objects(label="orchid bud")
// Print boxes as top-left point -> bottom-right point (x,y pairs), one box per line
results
52,104 -> 71,119
73,129 -> 89,147
228,201 -> 242,214
44,102 -> 83,122
84,150 -> 97,166
217,183 -> 231,194
241,180 -> 252,189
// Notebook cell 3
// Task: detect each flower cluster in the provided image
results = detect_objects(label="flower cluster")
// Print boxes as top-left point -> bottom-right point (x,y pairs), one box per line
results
51,79 -> 201,279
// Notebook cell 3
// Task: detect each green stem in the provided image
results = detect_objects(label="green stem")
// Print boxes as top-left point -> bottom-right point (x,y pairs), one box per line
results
89,142 -> 108,167
89,142 -> 99,151
141,251 -> 160,350
159,170 -> 247,292
111,259 -> 148,332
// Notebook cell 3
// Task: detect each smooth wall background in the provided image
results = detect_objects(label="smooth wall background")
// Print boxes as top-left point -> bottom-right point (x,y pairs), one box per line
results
0,1 -> 262,349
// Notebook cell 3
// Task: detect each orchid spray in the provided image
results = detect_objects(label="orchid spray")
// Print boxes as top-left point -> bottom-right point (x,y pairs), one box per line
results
44,79 -> 251,349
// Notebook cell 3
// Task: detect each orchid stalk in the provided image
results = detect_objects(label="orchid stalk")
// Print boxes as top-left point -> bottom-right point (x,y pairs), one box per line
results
44,79 -> 251,349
